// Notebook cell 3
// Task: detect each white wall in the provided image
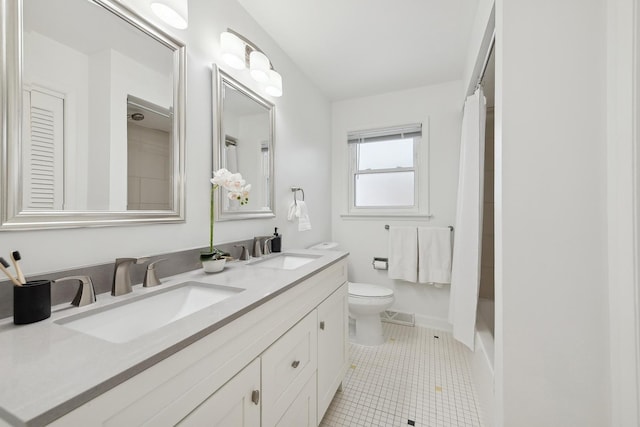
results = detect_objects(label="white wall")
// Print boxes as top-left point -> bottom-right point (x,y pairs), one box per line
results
495,0 -> 609,425
0,0 -> 332,276
331,81 -> 462,329
606,0 -> 640,424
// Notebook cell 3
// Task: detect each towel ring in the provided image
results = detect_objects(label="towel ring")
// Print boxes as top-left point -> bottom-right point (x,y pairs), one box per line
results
291,187 -> 305,205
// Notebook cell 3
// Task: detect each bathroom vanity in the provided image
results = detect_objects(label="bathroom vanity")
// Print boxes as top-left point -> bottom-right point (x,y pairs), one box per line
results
0,250 -> 349,426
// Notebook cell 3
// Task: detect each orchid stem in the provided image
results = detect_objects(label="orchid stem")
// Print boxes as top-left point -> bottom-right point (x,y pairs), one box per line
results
210,184 -> 216,253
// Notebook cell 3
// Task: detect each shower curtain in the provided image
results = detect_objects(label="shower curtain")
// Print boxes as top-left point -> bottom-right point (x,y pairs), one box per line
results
449,87 -> 486,350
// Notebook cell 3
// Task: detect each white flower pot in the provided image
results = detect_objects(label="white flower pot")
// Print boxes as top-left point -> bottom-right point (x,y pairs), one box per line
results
202,258 -> 226,273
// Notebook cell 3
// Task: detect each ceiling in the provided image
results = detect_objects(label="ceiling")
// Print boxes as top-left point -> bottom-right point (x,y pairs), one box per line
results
237,0 -> 479,101
25,0 -> 173,73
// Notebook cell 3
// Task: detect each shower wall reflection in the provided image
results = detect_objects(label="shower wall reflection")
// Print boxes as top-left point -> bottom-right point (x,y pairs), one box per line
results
127,97 -> 172,210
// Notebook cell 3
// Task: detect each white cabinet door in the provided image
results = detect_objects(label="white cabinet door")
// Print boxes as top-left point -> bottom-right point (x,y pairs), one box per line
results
178,358 -> 260,427
317,282 -> 349,421
262,310 -> 318,427
275,373 -> 317,427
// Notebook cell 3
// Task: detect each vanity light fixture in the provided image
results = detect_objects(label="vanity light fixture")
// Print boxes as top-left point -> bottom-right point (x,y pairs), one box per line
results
220,29 -> 283,97
150,0 -> 188,30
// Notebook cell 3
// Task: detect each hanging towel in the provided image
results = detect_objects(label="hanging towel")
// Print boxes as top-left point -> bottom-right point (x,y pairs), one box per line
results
387,226 -> 418,283
288,200 -> 312,231
418,227 -> 452,284
287,201 -> 297,221
296,200 -> 312,231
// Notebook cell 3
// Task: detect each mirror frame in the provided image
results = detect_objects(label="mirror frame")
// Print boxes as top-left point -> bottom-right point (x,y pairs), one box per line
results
214,65 -> 275,221
0,0 -> 186,230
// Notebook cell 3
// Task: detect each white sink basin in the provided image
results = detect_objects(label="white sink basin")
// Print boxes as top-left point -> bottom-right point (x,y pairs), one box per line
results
249,253 -> 320,270
56,282 -> 244,343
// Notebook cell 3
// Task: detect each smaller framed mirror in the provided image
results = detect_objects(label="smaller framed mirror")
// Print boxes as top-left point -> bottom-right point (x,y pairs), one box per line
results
213,65 -> 275,221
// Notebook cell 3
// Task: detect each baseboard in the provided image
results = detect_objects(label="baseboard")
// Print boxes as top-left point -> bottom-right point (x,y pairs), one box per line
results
413,314 -> 453,333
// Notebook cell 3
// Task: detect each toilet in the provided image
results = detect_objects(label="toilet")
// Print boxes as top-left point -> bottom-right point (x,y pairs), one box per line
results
309,242 -> 395,346
348,282 -> 394,346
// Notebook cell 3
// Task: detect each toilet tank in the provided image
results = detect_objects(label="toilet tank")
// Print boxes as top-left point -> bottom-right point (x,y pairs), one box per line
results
308,242 -> 339,250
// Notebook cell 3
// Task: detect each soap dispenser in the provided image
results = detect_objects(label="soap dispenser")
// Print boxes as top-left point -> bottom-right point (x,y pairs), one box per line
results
271,227 -> 282,253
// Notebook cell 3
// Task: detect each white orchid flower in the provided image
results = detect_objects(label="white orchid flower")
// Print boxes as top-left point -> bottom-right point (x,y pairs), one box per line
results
207,168 -> 252,258
223,173 -> 246,191
242,184 -> 251,197
211,168 -> 232,187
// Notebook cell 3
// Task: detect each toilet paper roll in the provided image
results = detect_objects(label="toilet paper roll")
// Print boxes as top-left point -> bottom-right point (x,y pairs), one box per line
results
372,260 -> 388,270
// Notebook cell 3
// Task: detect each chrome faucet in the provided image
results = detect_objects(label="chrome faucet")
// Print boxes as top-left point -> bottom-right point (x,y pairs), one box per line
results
234,245 -> 250,261
53,276 -> 97,307
262,236 -> 276,256
252,237 -> 263,258
112,257 -> 149,296
143,259 -> 166,288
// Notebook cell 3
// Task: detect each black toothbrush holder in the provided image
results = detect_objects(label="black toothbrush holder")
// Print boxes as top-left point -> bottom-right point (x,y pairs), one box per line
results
13,280 -> 51,325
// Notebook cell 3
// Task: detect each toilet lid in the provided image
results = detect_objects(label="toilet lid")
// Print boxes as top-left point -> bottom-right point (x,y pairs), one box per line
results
348,282 -> 394,298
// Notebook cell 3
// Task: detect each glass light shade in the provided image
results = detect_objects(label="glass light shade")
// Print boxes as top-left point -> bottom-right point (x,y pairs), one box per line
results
249,51 -> 270,82
265,70 -> 283,97
220,32 -> 246,70
150,0 -> 188,30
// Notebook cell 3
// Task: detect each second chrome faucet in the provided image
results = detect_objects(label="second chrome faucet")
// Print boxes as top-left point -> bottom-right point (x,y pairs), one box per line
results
252,236 -> 276,258
111,257 -> 149,296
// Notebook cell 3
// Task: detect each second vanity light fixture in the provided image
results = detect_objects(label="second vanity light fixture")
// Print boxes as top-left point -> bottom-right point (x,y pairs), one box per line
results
220,29 -> 283,97
150,0 -> 188,30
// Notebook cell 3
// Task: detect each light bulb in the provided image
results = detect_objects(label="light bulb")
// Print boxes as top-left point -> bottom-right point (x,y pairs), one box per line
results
150,0 -> 188,30
265,70 -> 283,97
249,51 -> 270,82
220,32 -> 246,70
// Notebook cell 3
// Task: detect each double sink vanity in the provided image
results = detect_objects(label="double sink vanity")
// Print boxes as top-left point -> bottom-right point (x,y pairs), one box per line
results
0,249 -> 349,426
0,0 -> 346,424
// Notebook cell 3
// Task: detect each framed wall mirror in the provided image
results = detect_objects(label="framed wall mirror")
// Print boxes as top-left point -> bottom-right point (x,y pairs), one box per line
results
214,65 -> 275,221
0,0 -> 186,230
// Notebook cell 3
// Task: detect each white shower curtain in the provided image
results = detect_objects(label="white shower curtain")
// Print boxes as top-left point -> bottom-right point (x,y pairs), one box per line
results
449,87 -> 486,350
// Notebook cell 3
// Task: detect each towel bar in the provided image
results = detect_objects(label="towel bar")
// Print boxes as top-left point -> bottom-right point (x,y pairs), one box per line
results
384,224 -> 454,231
291,187 -> 305,205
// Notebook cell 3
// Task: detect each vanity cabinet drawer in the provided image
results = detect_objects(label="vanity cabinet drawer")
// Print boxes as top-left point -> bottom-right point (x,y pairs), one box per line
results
178,358 -> 260,427
275,372 -> 317,427
262,310 -> 318,427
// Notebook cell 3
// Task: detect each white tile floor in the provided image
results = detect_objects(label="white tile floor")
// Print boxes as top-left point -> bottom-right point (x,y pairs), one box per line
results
319,323 -> 483,427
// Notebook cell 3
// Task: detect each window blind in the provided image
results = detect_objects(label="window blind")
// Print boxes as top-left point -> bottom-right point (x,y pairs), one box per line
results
347,123 -> 422,144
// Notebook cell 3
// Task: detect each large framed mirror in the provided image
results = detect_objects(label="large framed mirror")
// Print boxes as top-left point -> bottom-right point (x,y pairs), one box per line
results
214,66 -> 275,221
0,0 -> 186,230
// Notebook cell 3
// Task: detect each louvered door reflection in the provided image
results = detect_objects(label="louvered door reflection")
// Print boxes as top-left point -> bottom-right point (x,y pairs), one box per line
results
22,89 -> 64,210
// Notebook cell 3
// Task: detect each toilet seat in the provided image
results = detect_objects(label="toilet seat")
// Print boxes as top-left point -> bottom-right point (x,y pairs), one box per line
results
348,282 -> 393,298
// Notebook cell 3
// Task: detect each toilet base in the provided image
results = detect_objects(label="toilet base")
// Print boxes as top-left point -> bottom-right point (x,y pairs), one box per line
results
351,313 -> 386,346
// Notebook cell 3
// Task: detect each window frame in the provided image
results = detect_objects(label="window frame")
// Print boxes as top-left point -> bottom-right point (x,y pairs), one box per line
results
345,122 -> 430,218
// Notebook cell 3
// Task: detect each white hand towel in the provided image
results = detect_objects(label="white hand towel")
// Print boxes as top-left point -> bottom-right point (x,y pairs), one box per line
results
287,201 -> 297,221
296,200 -> 312,231
387,226 -> 418,283
417,227 -> 452,284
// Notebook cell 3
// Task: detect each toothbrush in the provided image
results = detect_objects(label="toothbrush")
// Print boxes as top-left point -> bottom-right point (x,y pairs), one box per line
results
10,251 -> 26,284
0,257 -> 21,286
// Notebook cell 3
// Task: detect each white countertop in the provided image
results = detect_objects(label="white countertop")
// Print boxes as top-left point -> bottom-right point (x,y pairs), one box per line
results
0,249 -> 348,427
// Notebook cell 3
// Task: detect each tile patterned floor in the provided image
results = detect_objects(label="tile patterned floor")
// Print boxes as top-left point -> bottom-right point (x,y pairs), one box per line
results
319,323 -> 483,427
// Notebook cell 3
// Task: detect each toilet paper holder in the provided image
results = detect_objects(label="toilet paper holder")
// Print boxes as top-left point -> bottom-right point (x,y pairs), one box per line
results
372,257 -> 388,270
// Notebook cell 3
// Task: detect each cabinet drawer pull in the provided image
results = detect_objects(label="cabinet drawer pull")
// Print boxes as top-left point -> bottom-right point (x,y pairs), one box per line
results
291,360 -> 300,368
320,321 -> 325,330
251,389 -> 260,405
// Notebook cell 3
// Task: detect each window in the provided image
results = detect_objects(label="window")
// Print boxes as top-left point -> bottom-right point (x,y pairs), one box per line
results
347,123 -> 427,216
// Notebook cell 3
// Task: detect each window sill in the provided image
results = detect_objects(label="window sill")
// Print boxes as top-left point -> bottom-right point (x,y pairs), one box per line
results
339,212 -> 433,220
